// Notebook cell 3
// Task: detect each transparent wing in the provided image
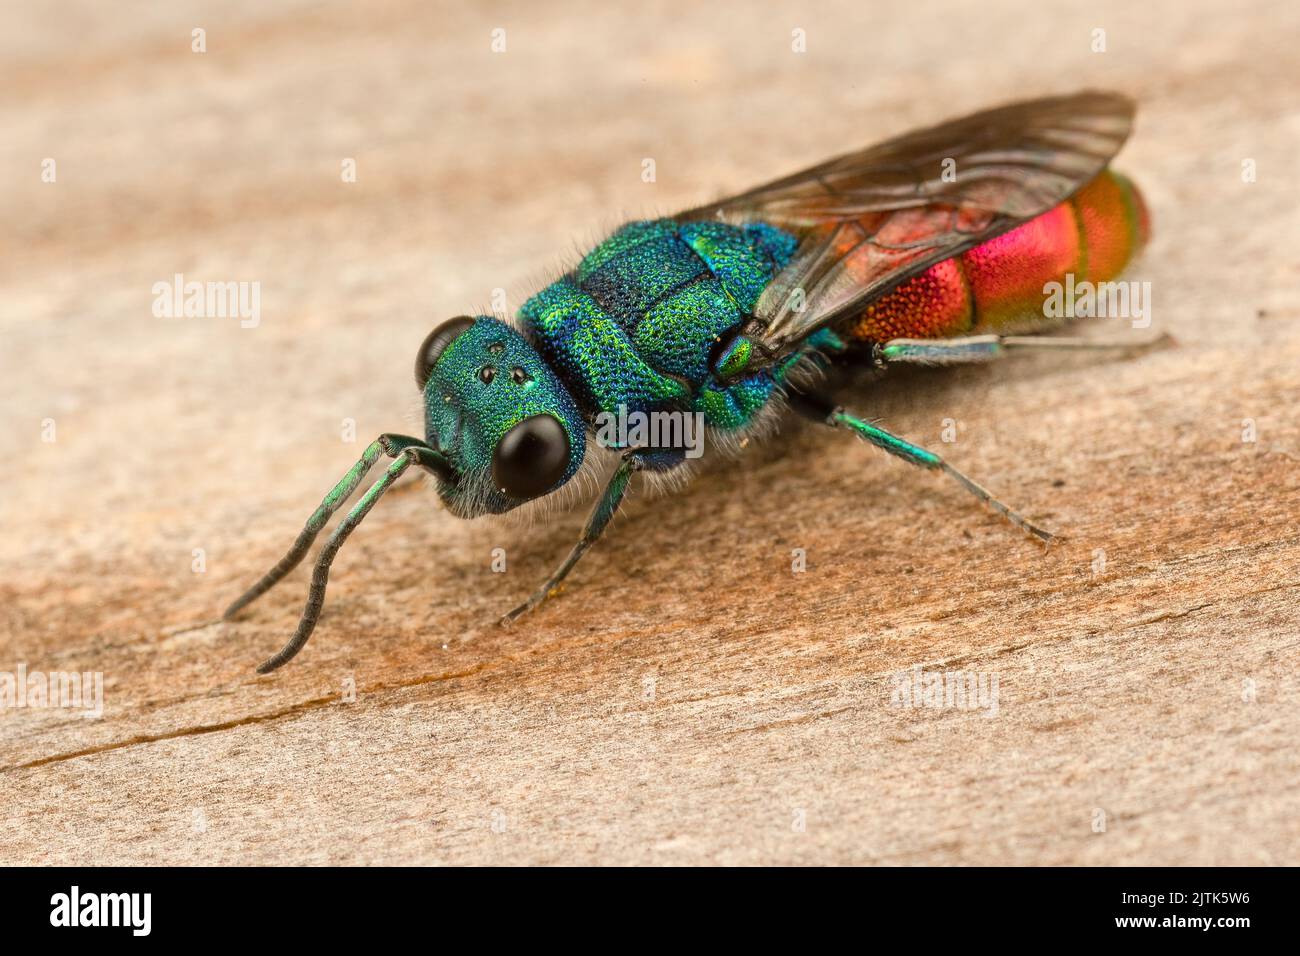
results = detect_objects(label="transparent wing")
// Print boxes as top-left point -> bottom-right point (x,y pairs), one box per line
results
676,91 -> 1135,364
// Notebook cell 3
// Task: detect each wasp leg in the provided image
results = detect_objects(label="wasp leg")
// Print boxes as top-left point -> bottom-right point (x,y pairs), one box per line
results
877,332 -> 1172,366
788,389 -> 1053,544
500,451 -> 643,626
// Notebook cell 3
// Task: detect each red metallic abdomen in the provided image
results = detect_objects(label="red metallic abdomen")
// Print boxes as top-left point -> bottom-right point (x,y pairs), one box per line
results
843,169 -> 1150,342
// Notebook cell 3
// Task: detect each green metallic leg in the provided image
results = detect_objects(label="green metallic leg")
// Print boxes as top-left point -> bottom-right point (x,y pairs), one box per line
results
224,433 -> 450,673
793,392 -> 1053,543
877,332 -> 1172,366
500,452 -> 643,626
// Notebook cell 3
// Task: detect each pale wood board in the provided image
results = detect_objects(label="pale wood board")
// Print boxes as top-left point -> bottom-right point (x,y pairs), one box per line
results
1,0 -> 1297,865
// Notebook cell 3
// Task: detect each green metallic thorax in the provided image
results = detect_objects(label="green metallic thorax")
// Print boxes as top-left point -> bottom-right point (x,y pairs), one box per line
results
519,219 -> 799,434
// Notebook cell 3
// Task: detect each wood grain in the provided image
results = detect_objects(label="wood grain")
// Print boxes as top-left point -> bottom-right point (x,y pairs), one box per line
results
1,0 -> 1297,865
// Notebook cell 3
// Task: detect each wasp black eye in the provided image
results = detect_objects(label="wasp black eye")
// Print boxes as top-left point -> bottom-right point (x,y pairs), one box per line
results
510,366 -> 529,384
479,366 -> 496,384
492,415 -> 570,500
414,316 -> 476,389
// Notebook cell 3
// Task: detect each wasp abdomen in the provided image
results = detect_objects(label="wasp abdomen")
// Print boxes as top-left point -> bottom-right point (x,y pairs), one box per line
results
843,169 -> 1150,343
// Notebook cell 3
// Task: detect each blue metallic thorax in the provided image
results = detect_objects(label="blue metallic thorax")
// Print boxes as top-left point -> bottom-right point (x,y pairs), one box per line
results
519,218 -> 798,432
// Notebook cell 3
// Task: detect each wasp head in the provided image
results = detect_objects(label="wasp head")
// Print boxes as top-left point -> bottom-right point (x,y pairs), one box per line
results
415,315 -> 586,517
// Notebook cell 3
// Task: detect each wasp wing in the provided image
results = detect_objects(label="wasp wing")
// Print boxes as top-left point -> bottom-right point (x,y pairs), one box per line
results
676,91 -> 1135,365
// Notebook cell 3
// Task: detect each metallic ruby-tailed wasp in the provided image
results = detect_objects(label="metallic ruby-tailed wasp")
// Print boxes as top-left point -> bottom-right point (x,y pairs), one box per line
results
226,90 -> 1153,673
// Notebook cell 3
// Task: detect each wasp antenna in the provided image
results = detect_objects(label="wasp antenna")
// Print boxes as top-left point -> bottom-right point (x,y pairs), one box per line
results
223,439 -> 391,622
256,449 -> 417,673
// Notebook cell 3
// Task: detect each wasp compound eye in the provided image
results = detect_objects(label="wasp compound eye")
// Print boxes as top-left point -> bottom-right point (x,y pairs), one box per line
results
415,316 -> 476,389
492,414 -> 570,500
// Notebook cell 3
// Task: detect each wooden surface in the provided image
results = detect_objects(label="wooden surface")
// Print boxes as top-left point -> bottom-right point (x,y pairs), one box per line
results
2,0 -> 1297,865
